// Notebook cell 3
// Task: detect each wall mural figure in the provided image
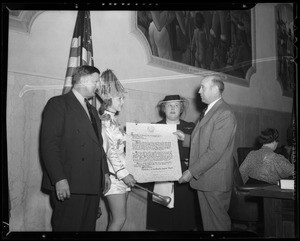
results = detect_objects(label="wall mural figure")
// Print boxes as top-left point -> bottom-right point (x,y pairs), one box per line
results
275,4 -> 294,97
137,10 -> 252,80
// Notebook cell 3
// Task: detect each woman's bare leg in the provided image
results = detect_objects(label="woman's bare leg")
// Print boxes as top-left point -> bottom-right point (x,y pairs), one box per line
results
106,193 -> 128,231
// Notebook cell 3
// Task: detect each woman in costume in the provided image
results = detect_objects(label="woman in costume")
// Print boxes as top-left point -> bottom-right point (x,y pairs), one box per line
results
98,69 -> 136,231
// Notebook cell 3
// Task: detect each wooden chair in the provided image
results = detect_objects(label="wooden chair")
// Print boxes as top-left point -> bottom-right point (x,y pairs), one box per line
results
229,147 -> 268,235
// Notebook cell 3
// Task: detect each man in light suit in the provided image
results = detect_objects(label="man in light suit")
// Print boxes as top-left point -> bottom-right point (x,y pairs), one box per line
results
177,74 -> 237,231
40,65 -> 111,231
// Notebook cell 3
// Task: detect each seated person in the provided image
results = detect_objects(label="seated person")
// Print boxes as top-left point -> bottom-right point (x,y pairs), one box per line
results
239,128 -> 294,185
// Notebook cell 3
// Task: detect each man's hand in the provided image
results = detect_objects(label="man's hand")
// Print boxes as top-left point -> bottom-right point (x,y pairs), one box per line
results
55,179 -> 70,201
178,170 -> 193,183
122,174 -> 137,187
103,173 -> 111,195
173,130 -> 185,141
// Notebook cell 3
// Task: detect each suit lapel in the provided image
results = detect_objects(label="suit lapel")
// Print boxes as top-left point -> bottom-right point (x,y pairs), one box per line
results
191,120 -> 200,140
66,91 -> 100,144
198,99 -> 224,128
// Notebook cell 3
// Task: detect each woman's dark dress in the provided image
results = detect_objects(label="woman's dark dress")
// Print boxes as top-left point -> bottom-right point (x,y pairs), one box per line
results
146,119 -> 202,231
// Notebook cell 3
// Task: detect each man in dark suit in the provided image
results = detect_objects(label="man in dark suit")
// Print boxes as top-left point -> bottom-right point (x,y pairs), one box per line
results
177,74 -> 237,231
40,65 -> 111,231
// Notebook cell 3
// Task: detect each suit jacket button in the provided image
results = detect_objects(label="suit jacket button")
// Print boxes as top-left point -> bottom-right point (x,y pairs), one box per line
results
81,158 -> 85,161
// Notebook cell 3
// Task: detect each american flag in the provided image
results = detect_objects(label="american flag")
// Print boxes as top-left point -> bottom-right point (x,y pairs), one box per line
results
62,11 -> 94,94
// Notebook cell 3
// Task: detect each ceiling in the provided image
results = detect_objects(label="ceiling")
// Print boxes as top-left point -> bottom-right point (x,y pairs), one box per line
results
9,10 -> 44,33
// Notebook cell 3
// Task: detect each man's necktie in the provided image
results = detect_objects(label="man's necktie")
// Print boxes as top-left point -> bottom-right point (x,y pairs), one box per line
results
199,107 -> 207,121
85,99 -> 99,140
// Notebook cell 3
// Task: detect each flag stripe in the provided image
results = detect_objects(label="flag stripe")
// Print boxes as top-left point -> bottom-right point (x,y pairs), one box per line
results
63,11 -> 94,94
71,36 -> 81,48
66,66 -> 77,77
70,47 -> 80,58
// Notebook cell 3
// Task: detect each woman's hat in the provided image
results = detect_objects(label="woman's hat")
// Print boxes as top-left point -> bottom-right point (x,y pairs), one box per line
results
98,69 -> 127,100
157,95 -> 188,106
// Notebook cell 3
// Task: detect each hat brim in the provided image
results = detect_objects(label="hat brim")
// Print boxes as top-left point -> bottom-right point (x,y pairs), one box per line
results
158,99 -> 188,106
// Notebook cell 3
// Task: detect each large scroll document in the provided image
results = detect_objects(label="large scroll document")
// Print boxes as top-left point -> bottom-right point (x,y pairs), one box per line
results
125,122 -> 182,183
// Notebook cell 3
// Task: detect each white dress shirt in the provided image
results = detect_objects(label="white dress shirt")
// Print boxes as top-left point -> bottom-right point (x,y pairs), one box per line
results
204,97 -> 222,116
72,88 -> 91,119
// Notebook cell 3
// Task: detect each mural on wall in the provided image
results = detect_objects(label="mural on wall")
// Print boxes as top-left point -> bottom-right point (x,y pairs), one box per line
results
136,10 -> 254,84
275,4 -> 294,97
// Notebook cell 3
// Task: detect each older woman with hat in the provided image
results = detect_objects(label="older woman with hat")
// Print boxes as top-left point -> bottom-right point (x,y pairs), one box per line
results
98,69 -> 137,231
146,95 -> 202,231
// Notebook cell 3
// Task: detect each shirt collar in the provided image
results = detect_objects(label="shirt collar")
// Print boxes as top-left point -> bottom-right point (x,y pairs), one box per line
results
72,88 -> 85,106
205,97 -> 221,115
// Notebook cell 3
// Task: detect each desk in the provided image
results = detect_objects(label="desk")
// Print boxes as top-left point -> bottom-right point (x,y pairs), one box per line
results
249,185 -> 295,238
